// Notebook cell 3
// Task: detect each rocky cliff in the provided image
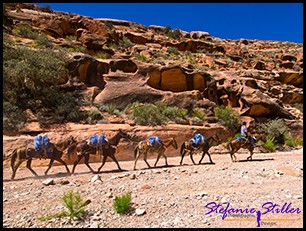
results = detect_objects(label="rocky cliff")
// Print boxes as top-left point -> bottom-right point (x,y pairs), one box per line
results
3,3 -> 303,162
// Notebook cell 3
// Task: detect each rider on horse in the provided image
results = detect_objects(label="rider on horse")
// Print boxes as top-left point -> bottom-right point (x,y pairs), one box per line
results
241,121 -> 256,148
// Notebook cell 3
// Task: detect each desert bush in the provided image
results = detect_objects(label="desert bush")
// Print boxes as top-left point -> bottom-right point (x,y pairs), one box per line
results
68,45 -> 86,52
38,190 -> 90,221
105,21 -> 114,30
95,52 -> 108,59
167,29 -> 182,40
126,102 -> 168,126
35,34 -> 52,48
132,53 -> 147,62
167,47 -> 179,55
119,37 -> 134,49
65,35 -> 77,41
3,44 -> 78,128
294,103 -> 303,112
284,131 -> 303,147
164,26 -> 171,34
87,109 -> 103,120
192,108 -> 206,120
126,101 -> 196,125
113,192 -> 132,214
12,24 -> 39,39
3,101 -> 26,131
214,105 -> 240,132
262,135 -> 276,152
61,190 -> 89,219
98,103 -> 120,115
257,118 -> 288,144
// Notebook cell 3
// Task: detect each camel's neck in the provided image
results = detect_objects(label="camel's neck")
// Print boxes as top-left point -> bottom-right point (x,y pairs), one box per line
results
207,136 -> 217,146
109,133 -> 121,145
164,139 -> 173,147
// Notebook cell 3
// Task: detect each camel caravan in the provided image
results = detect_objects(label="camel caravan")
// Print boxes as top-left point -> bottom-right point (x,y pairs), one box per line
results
9,127 -> 266,180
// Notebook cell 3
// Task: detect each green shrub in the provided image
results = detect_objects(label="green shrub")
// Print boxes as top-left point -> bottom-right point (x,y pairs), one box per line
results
68,45 -> 86,52
167,47 -> 179,55
98,103 -> 120,115
262,135 -> 276,152
95,52 -> 108,59
166,29 -> 182,40
132,53 -> 147,62
113,192 -> 132,214
258,118 -> 288,144
119,38 -> 134,49
65,35 -> 77,41
87,109 -> 102,120
35,34 -> 52,48
294,103 -> 303,112
164,26 -> 171,34
105,21 -> 114,30
12,24 -> 39,39
214,105 -> 240,132
192,108 -> 205,120
38,190 -> 90,221
126,102 -> 168,126
3,44 -> 75,128
62,190 -> 89,219
3,101 -> 26,131
284,131 -> 303,147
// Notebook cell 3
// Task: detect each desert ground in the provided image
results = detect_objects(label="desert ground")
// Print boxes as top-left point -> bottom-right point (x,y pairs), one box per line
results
3,147 -> 303,228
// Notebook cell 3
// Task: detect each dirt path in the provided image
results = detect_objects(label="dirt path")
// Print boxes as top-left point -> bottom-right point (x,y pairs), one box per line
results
3,148 -> 303,228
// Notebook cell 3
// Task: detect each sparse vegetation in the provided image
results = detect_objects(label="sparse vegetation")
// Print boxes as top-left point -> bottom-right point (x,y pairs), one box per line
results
257,118 -> 288,144
126,102 -> 168,126
98,103 -> 120,115
119,37 -> 134,49
95,52 -> 108,59
132,53 -> 147,62
3,44 -> 81,129
113,192 -> 132,214
262,135 -> 276,152
294,103 -> 303,112
214,105 -> 240,132
68,45 -> 86,52
38,190 -> 90,221
105,21 -> 114,30
167,47 -> 179,55
284,131 -> 303,147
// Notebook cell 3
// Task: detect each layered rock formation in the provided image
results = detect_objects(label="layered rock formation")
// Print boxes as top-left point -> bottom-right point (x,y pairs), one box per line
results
3,3 -> 303,153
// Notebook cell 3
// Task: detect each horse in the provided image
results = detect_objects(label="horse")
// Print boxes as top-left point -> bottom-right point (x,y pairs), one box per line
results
227,133 -> 266,162
9,136 -> 75,180
180,134 -> 222,165
133,137 -> 178,170
68,129 -> 132,174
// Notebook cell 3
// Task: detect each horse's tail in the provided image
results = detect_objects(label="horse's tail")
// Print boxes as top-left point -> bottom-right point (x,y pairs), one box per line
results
10,148 -> 18,173
180,142 -> 186,156
134,145 -> 139,159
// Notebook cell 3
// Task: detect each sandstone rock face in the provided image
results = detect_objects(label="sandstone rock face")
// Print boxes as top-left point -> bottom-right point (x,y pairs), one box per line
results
66,52 -> 109,88
147,66 -> 213,92
3,3 -> 303,142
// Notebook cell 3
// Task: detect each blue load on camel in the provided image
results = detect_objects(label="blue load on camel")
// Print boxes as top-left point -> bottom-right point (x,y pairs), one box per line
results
190,133 -> 206,148
90,134 -> 108,145
148,136 -> 163,146
34,135 -> 50,150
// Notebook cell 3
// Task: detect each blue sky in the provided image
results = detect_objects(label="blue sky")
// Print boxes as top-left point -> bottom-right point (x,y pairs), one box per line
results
34,3 -> 303,43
